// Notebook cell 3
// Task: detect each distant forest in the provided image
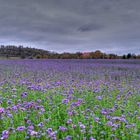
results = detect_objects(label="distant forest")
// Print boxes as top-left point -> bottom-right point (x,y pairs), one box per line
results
0,45 -> 140,59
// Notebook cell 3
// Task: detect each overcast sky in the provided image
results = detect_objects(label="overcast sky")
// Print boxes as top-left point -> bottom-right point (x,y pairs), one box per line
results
0,0 -> 140,54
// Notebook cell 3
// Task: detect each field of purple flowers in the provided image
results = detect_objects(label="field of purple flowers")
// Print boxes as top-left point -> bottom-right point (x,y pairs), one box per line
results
0,59 -> 140,140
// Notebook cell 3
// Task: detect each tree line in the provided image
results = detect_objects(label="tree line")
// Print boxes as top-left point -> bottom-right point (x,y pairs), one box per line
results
0,45 -> 140,59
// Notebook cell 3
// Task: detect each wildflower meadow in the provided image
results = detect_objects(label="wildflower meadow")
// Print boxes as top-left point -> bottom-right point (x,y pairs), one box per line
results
0,59 -> 140,140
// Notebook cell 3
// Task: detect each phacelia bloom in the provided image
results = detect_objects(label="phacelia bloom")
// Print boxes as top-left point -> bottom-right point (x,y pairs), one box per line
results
21,92 -> 27,98
68,111 -> 73,116
38,122 -> 43,127
94,117 -> 100,122
72,124 -> 77,128
46,128 -> 53,135
7,113 -> 13,118
127,91 -> 132,95
90,136 -> 96,140
106,115 -> 111,119
40,108 -> 45,112
47,128 -> 52,132
12,88 -> 17,92
106,121 -> 113,126
101,109 -> 108,115
36,99 -> 41,103
30,130 -> 38,136
67,119 -> 72,124
137,102 -> 140,107
7,100 -> 12,105
27,125 -> 34,130
26,120 -> 31,124
12,106 -> 18,111
80,124 -> 86,129
1,130 -> 9,139
112,116 -> 127,123
112,123 -> 120,128
96,96 -> 102,100
65,135 -> 72,140
78,98 -> 83,103
47,128 -> 57,138
0,107 -> 4,114
59,126 -> 67,132
16,126 -> 25,131
74,98 -> 83,106
62,99 -> 69,104
74,102 -> 80,106
126,122 -> 137,128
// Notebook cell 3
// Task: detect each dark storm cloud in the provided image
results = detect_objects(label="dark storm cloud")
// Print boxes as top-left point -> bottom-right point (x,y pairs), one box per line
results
0,0 -> 140,54
78,23 -> 104,32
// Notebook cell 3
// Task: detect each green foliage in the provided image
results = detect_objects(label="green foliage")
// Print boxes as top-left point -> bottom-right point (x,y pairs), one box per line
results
0,45 -> 139,59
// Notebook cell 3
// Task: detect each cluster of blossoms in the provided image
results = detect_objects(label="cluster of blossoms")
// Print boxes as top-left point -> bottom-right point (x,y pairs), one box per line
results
0,107 -> 4,114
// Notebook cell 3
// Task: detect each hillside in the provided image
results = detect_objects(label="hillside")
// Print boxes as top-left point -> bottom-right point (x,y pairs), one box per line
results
0,45 -> 139,59
0,45 -> 51,59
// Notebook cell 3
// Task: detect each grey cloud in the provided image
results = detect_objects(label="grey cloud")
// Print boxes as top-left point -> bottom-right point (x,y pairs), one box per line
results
78,23 -> 104,32
0,0 -> 140,54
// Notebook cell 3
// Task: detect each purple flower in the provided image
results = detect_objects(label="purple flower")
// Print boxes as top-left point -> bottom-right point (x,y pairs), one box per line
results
46,128 -> 53,135
96,96 -> 102,100
67,119 -> 72,124
21,92 -> 27,98
72,124 -> 77,128
7,113 -> 13,118
46,128 -> 57,138
137,102 -> 140,107
12,88 -> 17,92
106,121 -> 113,126
106,115 -> 111,119
0,107 -> 4,114
30,130 -> 38,136
101,110 -> 108,115
26,120 -> 31,124
65,135 -> 72,140
59,126 -> 67,132
68,111 -> 73,116
127,91 -> 132,95
112,116 -> 127,123
78,98 -> 83,103
12,106 -> 18,111
36,99 -> 41,103
38,122 -> 43,127
16,126 -> 25,131
27,125 -> 34,130
62,99 -> 69,104
1,130 -> 9,139
90,136 -> 96,140
79,124 -> 86,129
94,117 -> 100,122
112,123 -> 120,128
